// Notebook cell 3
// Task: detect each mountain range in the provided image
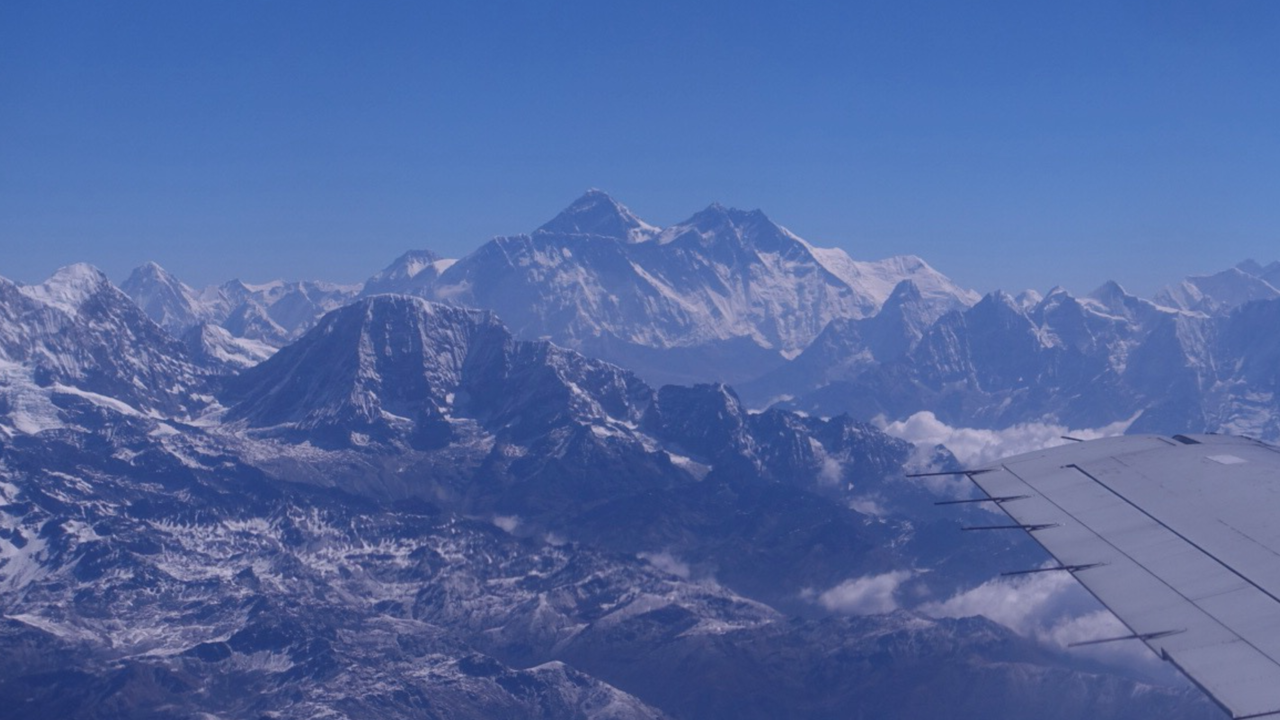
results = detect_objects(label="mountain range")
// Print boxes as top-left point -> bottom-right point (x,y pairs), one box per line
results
0,237 -> 1228,718
758,264 -> 1280,442
122,191 -> 976,385
118,193 -> 1280,446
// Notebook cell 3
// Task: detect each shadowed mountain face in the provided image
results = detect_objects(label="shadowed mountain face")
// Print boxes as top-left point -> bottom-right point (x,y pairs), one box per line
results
731,259 -> 1280,444
0,272 -> 1220,719
756,279 -> 1280,441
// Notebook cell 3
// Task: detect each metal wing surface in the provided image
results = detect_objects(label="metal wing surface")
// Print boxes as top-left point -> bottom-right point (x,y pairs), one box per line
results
968,433 -> 1280,720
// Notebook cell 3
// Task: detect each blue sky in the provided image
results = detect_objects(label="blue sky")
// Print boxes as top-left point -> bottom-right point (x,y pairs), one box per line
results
2,1 -> 1278,296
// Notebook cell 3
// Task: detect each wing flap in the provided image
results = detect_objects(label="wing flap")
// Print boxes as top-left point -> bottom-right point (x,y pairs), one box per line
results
968,434 -> 1280,719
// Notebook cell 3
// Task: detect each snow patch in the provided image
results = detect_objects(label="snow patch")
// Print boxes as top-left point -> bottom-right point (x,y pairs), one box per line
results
52,383 -> 147,417
0,361 -> 64,434
0,528 -> 50,593
665,451 -> 710,480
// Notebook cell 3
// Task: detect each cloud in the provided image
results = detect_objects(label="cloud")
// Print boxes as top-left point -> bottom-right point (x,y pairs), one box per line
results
492,515 -> 520,533
921,568 -> 1080,634
818,456 -> 843,486
807,571 -> 913,615
882,411 -> 1134,469
889,413 -> 1181,677
638,551 -> 691,579
849,496 -> 887,517
919,569 -> 1169,673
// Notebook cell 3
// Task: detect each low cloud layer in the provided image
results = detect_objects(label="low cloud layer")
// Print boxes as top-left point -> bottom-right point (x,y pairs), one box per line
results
884,412 -> 1181,677
883,411 -> 1134,468
921,569 -> 1082,634
920,569 -> 1170,674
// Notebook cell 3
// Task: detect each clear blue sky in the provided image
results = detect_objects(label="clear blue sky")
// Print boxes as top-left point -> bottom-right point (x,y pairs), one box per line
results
3,1 -> 1279,296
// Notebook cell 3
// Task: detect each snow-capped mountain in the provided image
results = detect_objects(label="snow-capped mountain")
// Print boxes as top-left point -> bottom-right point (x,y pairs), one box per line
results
119,260 -> 215,333
740,278 -> 950,405
360,249 -> 457,296
122,261 -> 361,350
215,294 -> 935,560
117,192 -> 975,385
1153,261 -> 1280,316
0,264 -> 211,425
0,277 -> 1219,718
367,191 -> 977,385
181,322 -> 276,371
764,276 -> 1280,439
111,196 -> 1280,447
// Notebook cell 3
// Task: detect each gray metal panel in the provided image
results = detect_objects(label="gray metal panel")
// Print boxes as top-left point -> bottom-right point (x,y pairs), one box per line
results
969,434 -> 1280,720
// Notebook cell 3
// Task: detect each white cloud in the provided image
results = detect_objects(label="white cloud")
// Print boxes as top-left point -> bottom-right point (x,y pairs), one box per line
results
889,412 -> 1183,677
882,411 -> 1134,469
808,571 -> 913,615
818,456 -> 843,486
492,515 -> 520,533
849,496 -> 887,517
919,569 -> 1169,673
921,568 -> 1079,635
638,551 -> 691,579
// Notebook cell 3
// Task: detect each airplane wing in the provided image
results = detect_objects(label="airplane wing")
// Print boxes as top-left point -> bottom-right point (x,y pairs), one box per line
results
963,433 -> 1280,720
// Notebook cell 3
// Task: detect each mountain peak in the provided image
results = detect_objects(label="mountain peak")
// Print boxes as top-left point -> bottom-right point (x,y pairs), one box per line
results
124,261 -> 181,288
686,203 -> 769,228
1086,280 -> 1148,317
660,203 -> 795,253
48,262 -> 108,284
984,289 -> 1021,309
883,279 -> 924,307
1153,265 -> 1280,315
363,249 -> 454,297
1088,279 -> 1129,302
18,263 -> 114,316
537,190 -> 657,242
121,262 -> 215,333
1237,259 -> 1266,277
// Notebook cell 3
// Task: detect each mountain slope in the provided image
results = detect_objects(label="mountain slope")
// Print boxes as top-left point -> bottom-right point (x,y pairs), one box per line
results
0,265 -> 209,423
0,417 -> 1216,720
0,286 -> 1220,719
776,282 -> 1215,433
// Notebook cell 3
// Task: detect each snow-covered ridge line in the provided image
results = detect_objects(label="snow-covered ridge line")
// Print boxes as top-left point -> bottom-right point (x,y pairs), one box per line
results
105,191 -> 978,385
